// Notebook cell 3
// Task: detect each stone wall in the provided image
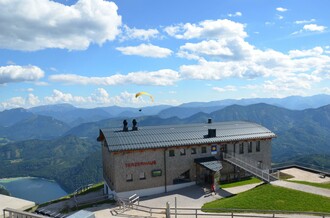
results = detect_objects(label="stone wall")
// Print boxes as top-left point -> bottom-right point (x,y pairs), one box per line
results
102,139 -> 272,193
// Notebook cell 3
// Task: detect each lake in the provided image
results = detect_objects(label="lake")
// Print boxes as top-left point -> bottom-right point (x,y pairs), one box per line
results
0,177 -> 68,204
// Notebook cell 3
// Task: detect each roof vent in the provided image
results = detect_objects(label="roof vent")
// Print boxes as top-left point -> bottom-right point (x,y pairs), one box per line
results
132,119 -> 138,131
123,120 -> 128,132
208,118 -> 212,124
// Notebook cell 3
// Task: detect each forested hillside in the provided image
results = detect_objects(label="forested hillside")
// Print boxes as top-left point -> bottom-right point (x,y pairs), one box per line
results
0,135 -> 101,192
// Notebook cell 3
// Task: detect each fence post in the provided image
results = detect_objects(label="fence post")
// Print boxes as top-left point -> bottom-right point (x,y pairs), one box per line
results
195,209 -> 198,218
166,201 -> 171,218
175,197 -> 177,218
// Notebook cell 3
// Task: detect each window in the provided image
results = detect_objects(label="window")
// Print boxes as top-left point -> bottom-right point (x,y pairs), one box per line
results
191,147 -> 197,154
180,148 -> 186,156
169,150 -> 175,157
222,144 -> 227,153
257,161 -> 262,168
239,143 -> 244,154
256,141 -> 261,152
139,172 -> 146,180
151,169 -> 162,177
126,174 -> 133,182
248,142 -> 252,153
201,147 -> 207,153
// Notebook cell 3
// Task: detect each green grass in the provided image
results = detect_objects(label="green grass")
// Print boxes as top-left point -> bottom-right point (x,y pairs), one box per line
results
278,172 -> 294,180
220,177 -> 262,188
203,184 -> 330,213
286,180 -> 330,189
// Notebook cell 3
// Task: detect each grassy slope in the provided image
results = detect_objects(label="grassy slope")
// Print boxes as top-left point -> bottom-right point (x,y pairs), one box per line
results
203,184 -> 330,213
220,177 -> 261,188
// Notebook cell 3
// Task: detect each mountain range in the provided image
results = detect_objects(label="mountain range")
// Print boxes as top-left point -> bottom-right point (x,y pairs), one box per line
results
1,94 -> 330,128
0,94 -> 329,192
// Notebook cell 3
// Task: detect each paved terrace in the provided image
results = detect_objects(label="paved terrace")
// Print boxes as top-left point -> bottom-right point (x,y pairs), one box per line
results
89,167 -> 330,218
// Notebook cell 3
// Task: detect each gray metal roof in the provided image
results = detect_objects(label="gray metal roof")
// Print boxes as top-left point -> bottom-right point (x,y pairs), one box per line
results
195,157 -> 223,172
100,121 -> 276,152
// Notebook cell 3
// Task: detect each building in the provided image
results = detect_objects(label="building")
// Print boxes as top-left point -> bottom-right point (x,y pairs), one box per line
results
98,119 -> 276,198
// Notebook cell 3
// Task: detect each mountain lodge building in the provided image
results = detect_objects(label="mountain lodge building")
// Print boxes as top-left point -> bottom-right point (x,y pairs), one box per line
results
97,119 -> 276,198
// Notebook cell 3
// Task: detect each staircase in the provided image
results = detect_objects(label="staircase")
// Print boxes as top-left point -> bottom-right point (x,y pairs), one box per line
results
223,153 -> 279,182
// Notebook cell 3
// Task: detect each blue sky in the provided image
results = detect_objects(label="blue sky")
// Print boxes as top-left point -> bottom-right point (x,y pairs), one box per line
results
1,0 -> 329,110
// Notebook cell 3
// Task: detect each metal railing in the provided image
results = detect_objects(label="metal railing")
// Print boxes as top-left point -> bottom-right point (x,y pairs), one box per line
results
122,205 -> 330,218
116,194 -> 140,213
224,153 -> 279,182
3,208 -> 48,218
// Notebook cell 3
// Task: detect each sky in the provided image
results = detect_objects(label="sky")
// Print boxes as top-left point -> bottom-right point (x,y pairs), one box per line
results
0,0 -> 330,110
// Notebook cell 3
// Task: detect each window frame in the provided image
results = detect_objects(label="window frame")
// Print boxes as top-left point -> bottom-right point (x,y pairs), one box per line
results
201,146 -> 207,154
239,143 -> 244,154
180,148 -> 186,156
248,142 -> 252,153
126,174 -> 133,182
256,141 -> 261,152
169,149 -> 175,157
191,147 -> 197,155
139,172 -> 146,180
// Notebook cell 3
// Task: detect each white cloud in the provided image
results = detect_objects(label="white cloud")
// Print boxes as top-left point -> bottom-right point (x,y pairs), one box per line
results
0,65 -> 44,84
164,19 -> 247,40
27,93 -> 40,106
0,0 -> 121,51
295,19 -> 316,24
43,89 -> 151,107
180,45 -> 330,82
89,88 -> 112,105
276,7 -> 287,12
173,19 -> 330,87
116,43 -> 172,58
0,94 -> 40,110
49,69 -> 180,86
121,25 -> 159,41
263,74 -> 321,92
0,97 -> 25,110
212,85 -> 237,92
178,37 -> 255,61
276,15 -> 284,20
289,47 -> 323,58
228,12 -> 242,17
44,89 -> 88,105
303,24 -> 326,32
323,87 -> 330,94
265,22 -> 275,26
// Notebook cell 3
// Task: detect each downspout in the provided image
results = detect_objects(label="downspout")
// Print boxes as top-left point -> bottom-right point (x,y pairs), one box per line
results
164,148 -> 167,193
233,141 -> 238,179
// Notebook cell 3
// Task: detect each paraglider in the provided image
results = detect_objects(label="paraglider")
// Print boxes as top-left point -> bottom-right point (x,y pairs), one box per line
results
135,91 -> 154,112
135,91 -> 154,102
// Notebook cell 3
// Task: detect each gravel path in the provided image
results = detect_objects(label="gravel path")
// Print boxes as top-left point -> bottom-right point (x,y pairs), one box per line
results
271,180 -> 330,197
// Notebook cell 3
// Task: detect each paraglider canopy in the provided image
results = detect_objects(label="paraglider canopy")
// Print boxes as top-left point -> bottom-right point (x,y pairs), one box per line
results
135,91 -> 154,102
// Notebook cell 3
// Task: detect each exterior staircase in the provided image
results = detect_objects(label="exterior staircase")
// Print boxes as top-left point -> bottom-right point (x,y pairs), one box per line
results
223,153 -> 279,182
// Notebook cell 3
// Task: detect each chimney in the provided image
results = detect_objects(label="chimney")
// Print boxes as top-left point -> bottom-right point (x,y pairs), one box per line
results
208,118 -> 212,124
123,120 -> 128,132
208,129 -> 216,138
132,119 -> 138,131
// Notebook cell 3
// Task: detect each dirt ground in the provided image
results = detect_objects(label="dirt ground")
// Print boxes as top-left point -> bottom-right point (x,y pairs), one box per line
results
280,167 -> 330,183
